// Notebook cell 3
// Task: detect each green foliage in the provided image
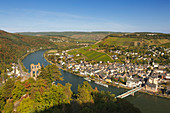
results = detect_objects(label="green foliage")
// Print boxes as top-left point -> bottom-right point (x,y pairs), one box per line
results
77,81 -> 93,103
0,77 -> 140,113
23,77 -> 36,92
0,86 -> 6,111
12,81 -> 26,102
2,78 -> 15,99
29,79 -> 48,100
3,100 -> 14,113
64,83 -> 73,103
43,84 -> 71,106
17,97 -> 35,113
38,64 -> 63,85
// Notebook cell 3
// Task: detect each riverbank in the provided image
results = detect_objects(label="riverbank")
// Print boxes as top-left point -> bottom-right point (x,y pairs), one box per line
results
19,49 -> 40,73
20,48 -> 57,72
44,49 -> 170,99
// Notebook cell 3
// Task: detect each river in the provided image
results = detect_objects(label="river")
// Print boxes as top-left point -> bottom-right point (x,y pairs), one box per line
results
22,50 -> 170,113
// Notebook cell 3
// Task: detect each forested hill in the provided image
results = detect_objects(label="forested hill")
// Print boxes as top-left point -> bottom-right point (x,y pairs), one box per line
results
0,30 -> 56,71
99,32 -> 170,47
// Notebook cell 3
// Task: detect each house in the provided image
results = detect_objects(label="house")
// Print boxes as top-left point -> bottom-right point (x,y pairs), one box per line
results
152,62 -> 159,68
156,70 -> 164,73
55,53 -> 60,56
165,76 -> 170,80
76,54 -> 80,56
105,79 -> 112,83
145,83 -> 158,92
145,77 -> 158,92
126,80 -> 136,88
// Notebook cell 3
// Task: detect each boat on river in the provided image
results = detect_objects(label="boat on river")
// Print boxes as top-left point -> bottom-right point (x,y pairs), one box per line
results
95,81 -> 108,87
84,77 -> 91,82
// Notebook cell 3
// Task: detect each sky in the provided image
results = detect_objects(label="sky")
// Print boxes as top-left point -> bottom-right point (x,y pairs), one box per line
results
0,0 -> 170,33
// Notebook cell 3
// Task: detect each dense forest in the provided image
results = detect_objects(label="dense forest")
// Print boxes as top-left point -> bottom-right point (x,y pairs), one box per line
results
0,64 -> 141,113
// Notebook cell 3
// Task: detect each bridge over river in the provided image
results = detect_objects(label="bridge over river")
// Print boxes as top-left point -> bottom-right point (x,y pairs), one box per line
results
116,87 -> 143,99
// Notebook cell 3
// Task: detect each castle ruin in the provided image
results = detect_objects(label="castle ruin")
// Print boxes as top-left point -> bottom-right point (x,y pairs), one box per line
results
30,63 -> 41,80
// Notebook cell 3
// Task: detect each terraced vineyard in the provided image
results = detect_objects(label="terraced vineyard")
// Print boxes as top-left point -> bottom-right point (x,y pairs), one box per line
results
68,46 -> 113,62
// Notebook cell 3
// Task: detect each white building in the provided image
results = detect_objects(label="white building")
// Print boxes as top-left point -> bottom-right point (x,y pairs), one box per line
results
126,80 -> 136,88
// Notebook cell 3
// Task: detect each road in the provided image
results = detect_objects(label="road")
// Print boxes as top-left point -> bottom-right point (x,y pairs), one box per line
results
18,59 -> 30,77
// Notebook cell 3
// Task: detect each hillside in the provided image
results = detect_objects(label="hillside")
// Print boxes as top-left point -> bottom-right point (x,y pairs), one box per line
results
99,33 -> 170,47
0,30 -> 57,71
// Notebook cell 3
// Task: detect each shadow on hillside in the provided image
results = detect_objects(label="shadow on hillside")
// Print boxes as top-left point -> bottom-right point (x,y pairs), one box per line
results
36,98 -> 141,113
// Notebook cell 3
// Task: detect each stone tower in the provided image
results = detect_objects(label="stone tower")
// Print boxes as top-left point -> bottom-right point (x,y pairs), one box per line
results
30,63 -> 41,80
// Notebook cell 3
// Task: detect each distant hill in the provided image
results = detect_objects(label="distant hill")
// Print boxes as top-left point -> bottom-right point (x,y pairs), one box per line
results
0,30 -> 57,70
98,32 -> 170,47
18,31 -> 116,36
18,32 -> 127,41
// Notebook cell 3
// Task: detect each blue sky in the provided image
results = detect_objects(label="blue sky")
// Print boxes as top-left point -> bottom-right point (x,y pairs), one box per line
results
0,0 -> 170,33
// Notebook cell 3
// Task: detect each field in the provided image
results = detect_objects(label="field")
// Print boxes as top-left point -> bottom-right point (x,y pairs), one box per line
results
68,46 -> 113,62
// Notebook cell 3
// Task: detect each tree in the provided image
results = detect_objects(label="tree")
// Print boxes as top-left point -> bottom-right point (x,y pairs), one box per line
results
64,83 -> 73,103
111,76 -> 114,81
12,81 -> 26,101
3,100 -> 14,113
38,65 -> 63,85
41,83 -> 71,108
23,77 -> 36,92
29,79 -> 48,100
77,81 -> 93,103
124,77 -> 127,83
2,78 -> 15,99
0,86 -> 6,111
17,97 -> 35,113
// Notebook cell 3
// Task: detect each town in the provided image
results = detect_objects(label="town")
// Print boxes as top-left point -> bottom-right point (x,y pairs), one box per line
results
46,46 -> 170,96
